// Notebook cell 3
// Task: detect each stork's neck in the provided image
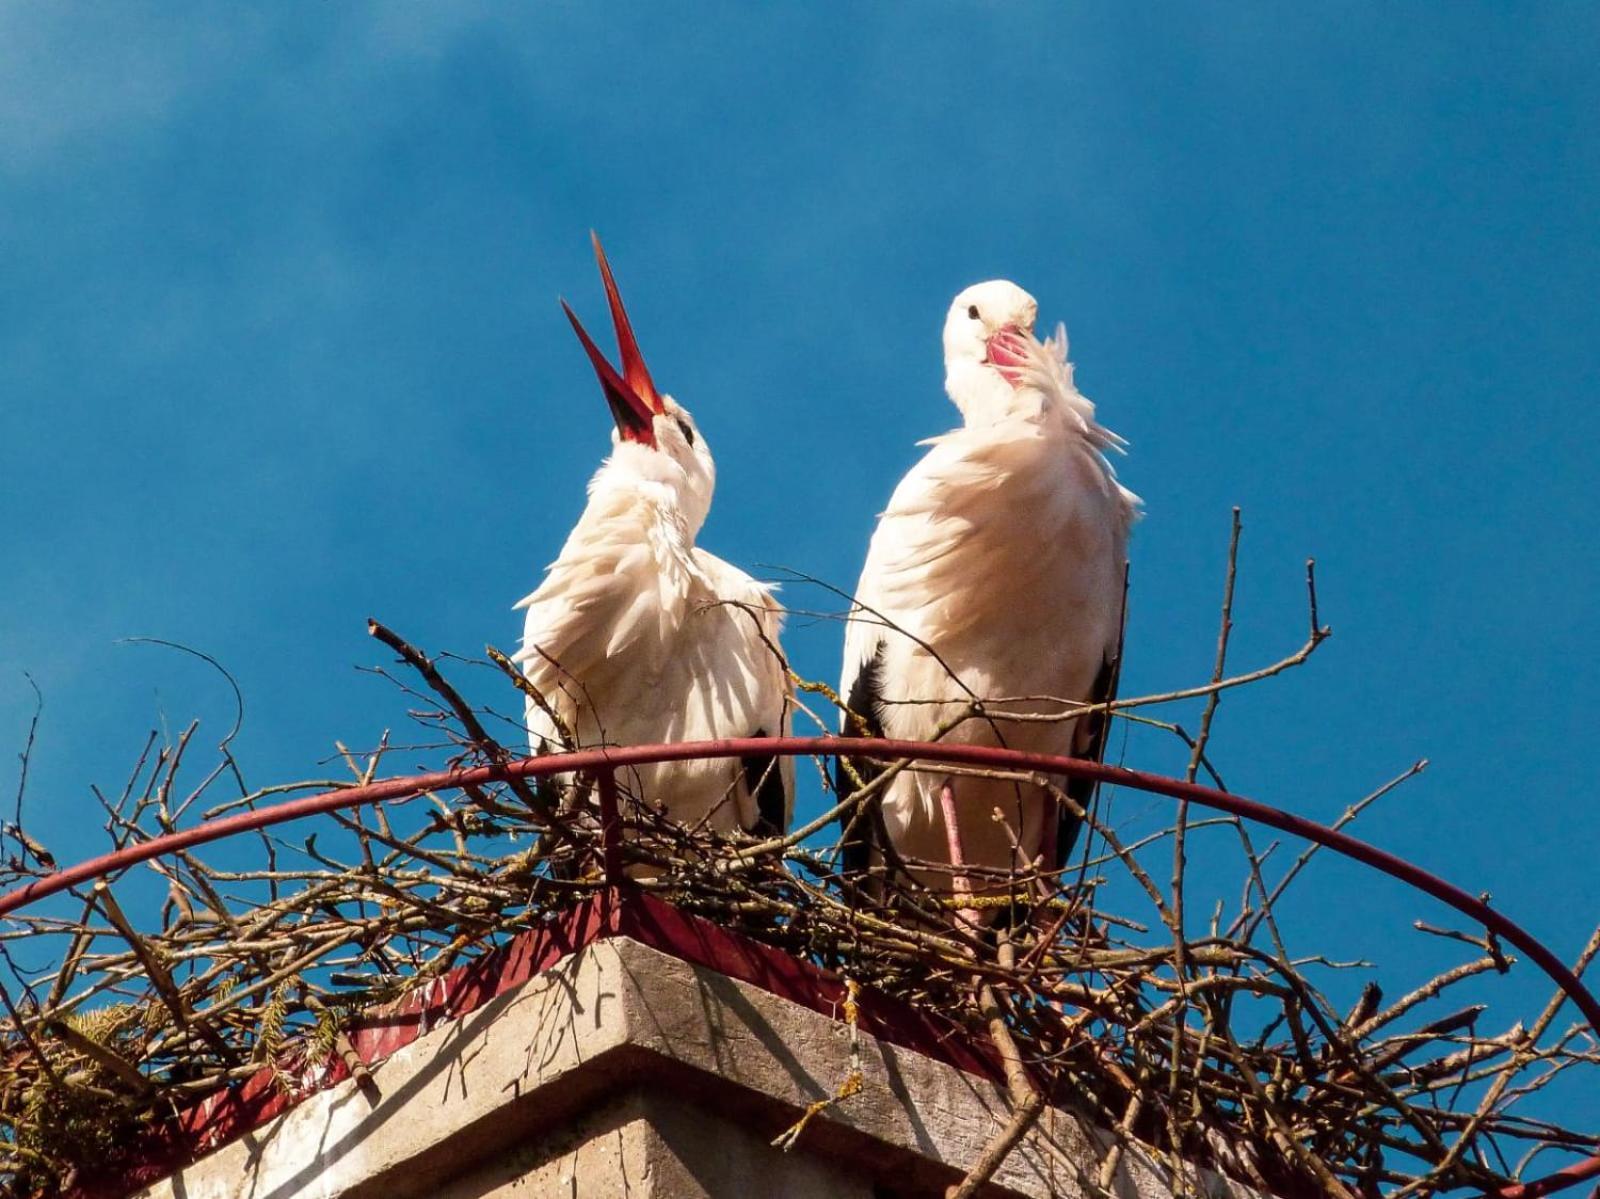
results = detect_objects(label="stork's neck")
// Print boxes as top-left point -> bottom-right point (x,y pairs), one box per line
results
946,335 -> 1123,454
945,358 -> 1028,427
581,451 -> 708,570
947,363 -> 1086,440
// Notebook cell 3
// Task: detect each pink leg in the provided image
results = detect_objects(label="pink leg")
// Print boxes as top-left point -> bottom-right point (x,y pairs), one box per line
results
939,781 -> 980,932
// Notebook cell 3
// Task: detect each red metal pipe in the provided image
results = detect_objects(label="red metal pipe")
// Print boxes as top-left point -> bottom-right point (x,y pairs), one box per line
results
4,737 -> 1594,1029
1493,1156 -> 1600,1199
0,736 -> 1594,1197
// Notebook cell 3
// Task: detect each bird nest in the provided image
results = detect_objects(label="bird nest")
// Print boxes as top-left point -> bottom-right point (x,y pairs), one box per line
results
1,536 -> 1597,1199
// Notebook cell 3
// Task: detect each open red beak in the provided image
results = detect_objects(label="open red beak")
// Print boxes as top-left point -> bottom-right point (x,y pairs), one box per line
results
562,233 -> 664,447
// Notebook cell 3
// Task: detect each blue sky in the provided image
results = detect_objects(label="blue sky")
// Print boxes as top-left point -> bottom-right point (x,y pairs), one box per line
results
3,2 -> 1598,1138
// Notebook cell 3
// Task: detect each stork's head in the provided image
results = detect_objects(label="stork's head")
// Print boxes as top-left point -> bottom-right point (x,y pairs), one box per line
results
941,280 -> 1040,423
563,234 -> 716,534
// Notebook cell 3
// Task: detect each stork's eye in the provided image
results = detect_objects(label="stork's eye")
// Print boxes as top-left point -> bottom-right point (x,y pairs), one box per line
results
676,417 -> 695,446
967,305 -> 981,320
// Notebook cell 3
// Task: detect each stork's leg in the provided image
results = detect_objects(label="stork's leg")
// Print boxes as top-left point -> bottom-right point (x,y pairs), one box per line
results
939,780 -> 981,934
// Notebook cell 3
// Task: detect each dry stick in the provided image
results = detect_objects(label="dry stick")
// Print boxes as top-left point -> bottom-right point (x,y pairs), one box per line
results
8,671 -> 44,866
1341,981 -> 1384,1036
1026,773 -> 1174,933
1230,757 -> 1428,944
771,978 -> 864,1151
109,730 -> 159,824
0,976 -> 63,1092
367,620 -> 553,822
42,927 -> 93,1017
1219,941 -> 1459,1166
1350,955 -> 1504,1043
118,637 -> 245,758
485,646 -> 575,750
1079,820 -> 1235,873
169,928 -> 365,1037
1491,1057 -> 1593,1124
879,633 -> 1328,723
303,993 -> 377,1099
92,881 -> 235,1064
129,729 -> 191,836
9,588 -> 1599,1195
1392,1025 -> 1525,1089
54,740 -> 166,979
1415,919 -> 1508,962
1361,1004 -> 1490,1076
1169,508 -> 1242,1113
45,1019 -> 154,1098
1095,601 -> 1327,708
170,757 -> 232,826
948,931 -> 1046,1199
727,702 -> 979,866
862,548 -> 1329,723
176,851 -> 283,977
200,779 -> 366,822
1389,921 -> 1600,1198
154,720 -> 200,831
948,1082 -> 1045,1199
1096,1064 -> 1152,1194
334,1029 -> 375,1095
1216,1025 -> 1360,1199
217,748 -> 282,905
1115,714 -> 1228,795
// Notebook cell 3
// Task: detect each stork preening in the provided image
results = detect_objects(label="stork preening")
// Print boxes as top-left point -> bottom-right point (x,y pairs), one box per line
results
837,280 -> 1140,902
514,236 -> 792,838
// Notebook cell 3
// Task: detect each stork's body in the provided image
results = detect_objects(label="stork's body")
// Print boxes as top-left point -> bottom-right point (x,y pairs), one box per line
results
515,239 -> 791,837
838,282 -> 1139,891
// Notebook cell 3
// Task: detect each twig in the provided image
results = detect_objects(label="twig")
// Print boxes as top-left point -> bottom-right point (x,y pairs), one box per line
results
92,881 -> 235,1063
9,672 -> 43,862
46,1018 -> 154,1098
948,932 -> 1045,1199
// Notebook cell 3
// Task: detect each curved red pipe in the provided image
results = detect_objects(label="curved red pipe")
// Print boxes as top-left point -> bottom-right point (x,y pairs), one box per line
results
0,736 -> 1593,1196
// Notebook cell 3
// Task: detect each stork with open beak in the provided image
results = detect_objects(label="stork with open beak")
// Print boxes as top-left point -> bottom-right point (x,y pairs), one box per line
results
513,236 -> 792,838
836,280 -> 1140,901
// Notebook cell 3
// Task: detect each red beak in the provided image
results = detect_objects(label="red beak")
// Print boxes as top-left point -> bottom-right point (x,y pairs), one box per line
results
562,233 -> 664,446
985,323 -> 1031,387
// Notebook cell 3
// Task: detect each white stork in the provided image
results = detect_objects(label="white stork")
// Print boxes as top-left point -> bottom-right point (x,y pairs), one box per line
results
836,280 -> 1139,898
514,236 -> 792,838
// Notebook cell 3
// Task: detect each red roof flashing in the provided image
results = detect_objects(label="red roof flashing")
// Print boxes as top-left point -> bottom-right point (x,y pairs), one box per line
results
67,887 -> 1001,1199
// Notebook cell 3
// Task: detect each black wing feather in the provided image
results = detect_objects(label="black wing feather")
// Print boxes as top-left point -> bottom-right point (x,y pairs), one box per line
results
836,642 -> 887,881
741,728 -> 788,837
1058,652 -> 1119,869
